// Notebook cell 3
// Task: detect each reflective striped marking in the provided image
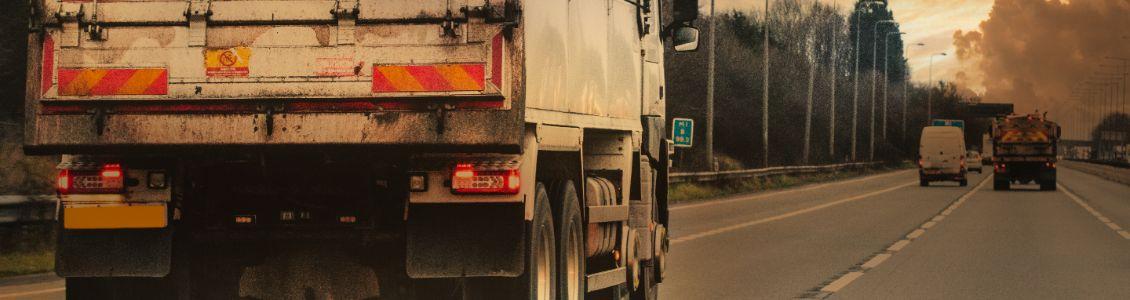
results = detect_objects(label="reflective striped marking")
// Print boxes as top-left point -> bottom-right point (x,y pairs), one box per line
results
57,68 -> 168,96
372,64 -> 485,93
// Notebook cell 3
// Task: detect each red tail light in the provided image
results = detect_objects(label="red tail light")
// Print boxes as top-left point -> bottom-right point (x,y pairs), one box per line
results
56,169 -> 72,194
57,163 -> 126,195
451,163 -> 521,194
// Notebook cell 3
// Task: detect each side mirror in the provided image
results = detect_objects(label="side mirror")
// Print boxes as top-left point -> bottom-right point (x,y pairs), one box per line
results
672,26 -> 700,52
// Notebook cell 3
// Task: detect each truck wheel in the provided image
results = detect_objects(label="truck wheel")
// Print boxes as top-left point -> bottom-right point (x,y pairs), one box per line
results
551,181 -> 585,300
66,278 -> 112,299
66,277 -> 174,299
994,179 -> 1010,191
518,182 -> 556,300
630,260 -> 659,300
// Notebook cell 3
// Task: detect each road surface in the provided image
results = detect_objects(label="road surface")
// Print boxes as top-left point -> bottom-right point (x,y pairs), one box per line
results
3,164 -> 1128,299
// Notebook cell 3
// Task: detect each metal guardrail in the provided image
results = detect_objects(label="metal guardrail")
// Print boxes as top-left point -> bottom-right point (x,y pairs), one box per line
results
0,195 -> 57,224
1,162 -> 884,223
670,162 -> 884,183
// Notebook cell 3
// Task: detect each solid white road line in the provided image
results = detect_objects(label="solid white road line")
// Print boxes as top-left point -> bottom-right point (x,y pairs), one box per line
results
671,169 -> 914,211
671,181 -> 916,244
0,287 -> 66,299
1058,183 -> 1130,240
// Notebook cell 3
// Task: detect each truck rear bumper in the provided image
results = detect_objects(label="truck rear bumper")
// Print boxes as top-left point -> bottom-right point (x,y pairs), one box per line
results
26,108 -> 521,153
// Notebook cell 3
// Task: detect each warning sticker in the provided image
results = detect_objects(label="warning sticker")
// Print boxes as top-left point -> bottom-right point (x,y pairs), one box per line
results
315,56 -> 361,77
205,47 -> 251,77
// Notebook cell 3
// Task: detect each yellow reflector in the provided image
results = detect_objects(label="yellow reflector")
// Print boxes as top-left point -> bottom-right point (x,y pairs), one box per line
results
64,204 -> 167,229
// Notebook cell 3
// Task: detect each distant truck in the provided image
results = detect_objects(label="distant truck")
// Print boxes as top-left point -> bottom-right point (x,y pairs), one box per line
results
25,0 -> 701,298
991,114 -> 1061,191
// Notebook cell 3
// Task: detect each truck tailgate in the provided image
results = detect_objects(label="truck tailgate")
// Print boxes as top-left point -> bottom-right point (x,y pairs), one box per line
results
26,0 -> 521,151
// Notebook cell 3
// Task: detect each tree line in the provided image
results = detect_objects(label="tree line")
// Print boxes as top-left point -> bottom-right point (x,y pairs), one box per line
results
664,0 -> 982,171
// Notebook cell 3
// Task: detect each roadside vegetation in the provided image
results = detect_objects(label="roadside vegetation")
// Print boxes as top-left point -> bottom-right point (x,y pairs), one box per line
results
669,161 -> 914,203
0,224 -> 55,277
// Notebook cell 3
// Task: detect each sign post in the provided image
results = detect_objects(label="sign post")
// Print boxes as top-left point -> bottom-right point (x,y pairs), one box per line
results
672,118 -> 694,148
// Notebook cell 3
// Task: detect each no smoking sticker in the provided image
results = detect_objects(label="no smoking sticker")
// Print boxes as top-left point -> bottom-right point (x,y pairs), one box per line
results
205,47 -> 251,77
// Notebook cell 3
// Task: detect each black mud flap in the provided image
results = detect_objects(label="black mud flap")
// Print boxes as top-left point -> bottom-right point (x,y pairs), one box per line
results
56,228 -> 172,277
406,203 -> 525,278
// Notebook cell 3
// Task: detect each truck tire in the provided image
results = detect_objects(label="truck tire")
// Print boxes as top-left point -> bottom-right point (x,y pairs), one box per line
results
994,178 -> 1010,191
519,182 -> 556,300
66,278 -> 111,299
66,277 -> 174,299
551,181 -> 585,300
1040,171 -> 1057,191
630,260 -> 659,300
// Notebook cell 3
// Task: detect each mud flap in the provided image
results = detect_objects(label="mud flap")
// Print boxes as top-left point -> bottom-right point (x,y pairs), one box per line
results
406,203 -> 525,278
56,228 -> 172,277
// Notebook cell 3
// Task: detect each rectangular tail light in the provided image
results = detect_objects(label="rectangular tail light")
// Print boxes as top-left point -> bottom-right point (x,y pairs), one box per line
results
57,163 -> 125,195
451,163 -> 520,194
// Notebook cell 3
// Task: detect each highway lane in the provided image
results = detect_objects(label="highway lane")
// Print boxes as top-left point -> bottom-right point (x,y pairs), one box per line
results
3,165 -> 1127,299
832,167 -> 1130,299
661,168 -> 987,299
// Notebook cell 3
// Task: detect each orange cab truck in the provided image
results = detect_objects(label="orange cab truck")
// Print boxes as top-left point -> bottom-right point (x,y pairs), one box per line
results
25,0 -> 701,298
991,114 -> 1061,191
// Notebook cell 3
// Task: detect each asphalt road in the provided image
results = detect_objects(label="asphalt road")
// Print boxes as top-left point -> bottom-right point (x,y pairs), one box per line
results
3,164 -> 1128,299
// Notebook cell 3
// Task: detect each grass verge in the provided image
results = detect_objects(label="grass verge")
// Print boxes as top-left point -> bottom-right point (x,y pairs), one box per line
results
0,223 -> 55,278
670,161 -> 914,204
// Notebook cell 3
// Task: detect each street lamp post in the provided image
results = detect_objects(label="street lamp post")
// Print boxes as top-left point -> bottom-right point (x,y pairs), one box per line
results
851,1 -> 885,162
762,0 -> 770,167
904,42 -> 924,142
829,0 -> 838,160
870,19 -> 896,161
927,52 -> 946,122
706,0 -> 716,171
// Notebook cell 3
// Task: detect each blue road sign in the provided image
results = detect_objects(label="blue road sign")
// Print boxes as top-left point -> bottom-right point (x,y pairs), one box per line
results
672,118 -> 694,148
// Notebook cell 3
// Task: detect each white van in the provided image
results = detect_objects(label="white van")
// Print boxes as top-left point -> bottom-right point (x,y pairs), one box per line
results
919,126 -> 968,186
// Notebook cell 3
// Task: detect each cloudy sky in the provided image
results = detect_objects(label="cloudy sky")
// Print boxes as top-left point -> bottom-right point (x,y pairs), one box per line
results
708,0 -> 994,92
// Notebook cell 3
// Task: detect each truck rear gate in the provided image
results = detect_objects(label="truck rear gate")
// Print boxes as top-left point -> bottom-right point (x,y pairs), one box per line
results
27,0 -> 521,150
34,0 -> 702,298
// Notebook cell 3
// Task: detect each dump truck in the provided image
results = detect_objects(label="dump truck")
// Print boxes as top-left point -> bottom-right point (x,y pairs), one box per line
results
24,1 -> 701,298
991,114 -> 1061,191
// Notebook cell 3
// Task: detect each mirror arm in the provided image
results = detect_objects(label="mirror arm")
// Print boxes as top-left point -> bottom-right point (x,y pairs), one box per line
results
661,20 -> 694,40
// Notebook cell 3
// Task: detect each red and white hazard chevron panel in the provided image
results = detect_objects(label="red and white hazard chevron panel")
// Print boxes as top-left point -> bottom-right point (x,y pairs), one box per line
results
57,68 -> 169,96
372,64 -> 486,93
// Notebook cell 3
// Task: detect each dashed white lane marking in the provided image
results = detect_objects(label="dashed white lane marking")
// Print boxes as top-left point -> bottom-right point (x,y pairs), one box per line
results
671,169 -> 914,211
1058,183 -> 1130,240
861,254 -> 892,270
906,229 -> 926,239
0,287 -> 66,299
820,272 -> 864,292
672,181 -> 916,244
811,174 -> 993,297
886,239 -> 911,251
